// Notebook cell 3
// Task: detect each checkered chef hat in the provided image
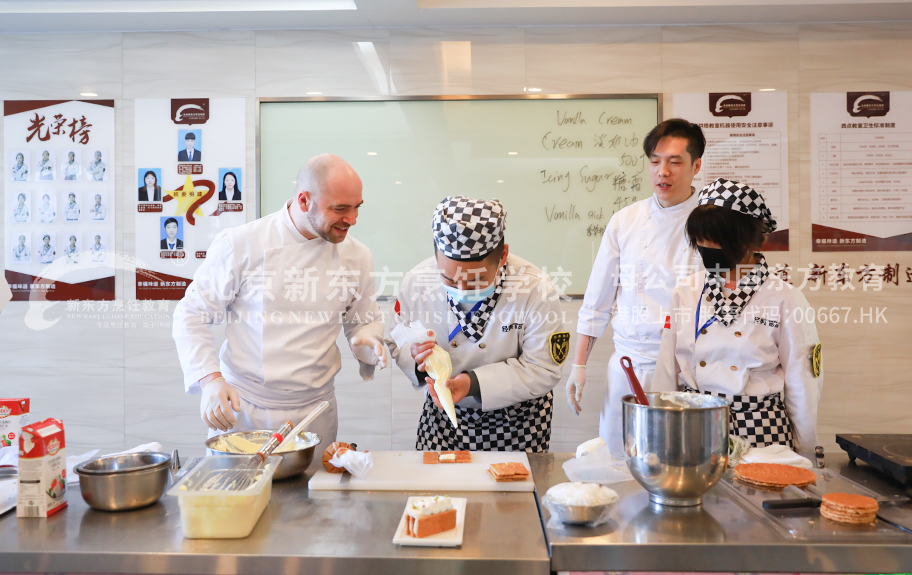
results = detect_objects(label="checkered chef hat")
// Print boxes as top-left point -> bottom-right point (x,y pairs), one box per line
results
432,196 -> 506,260
698,178 -> 777,233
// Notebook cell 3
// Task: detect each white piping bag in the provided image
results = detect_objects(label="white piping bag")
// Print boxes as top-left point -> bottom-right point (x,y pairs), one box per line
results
390,322 -> 459,429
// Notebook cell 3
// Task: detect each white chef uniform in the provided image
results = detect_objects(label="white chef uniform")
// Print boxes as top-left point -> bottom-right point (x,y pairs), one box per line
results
11,162 -> 28,181
39,202 -> 56,223
12,244 -> 29,263
89,160 -> 105,181
65,201 -> 80,221
38,158 -> 54,180
654,269 -> 822,459
653,178 -> 822,460
63,161 -> 80,180
577,191 -> 702,455
172,200 -> 384,464
12,204 -> 29,223
65,245 -> 79,264
90,243 -> 106,263
90,203 -> 106,221
38,244 -> 55,264
388,196 -> 565,452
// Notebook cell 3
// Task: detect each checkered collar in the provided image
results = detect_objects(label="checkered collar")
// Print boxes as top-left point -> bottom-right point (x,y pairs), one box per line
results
704,255 -> 770,327
447,264 -> 506,343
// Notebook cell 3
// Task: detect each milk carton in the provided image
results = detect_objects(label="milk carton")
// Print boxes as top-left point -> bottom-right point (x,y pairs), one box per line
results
0,398 -> 29,448
17,418 -> 67,517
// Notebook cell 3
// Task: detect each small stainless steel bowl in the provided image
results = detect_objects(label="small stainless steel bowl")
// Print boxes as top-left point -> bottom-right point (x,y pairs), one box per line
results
205,431 -> 321,480
76,452 -> 171,512
546,499 -> 617,525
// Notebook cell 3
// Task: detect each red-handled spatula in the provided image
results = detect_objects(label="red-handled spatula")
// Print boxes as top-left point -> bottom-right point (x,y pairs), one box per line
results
620,356 -> 649,406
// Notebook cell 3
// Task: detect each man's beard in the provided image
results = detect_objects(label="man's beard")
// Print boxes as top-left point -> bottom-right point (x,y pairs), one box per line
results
307,210 -> 338,243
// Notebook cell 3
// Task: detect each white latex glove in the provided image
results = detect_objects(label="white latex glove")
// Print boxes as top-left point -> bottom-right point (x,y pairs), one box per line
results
350,335 -> 388,369
200,377 -> 241,431
566,365 -> 586,415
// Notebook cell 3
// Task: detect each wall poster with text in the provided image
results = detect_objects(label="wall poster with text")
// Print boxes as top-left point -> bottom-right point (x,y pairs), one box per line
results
134,98 -> 246,299
812,91 -> 912,251
674,91 -> 790,250
4,99 -> 116,301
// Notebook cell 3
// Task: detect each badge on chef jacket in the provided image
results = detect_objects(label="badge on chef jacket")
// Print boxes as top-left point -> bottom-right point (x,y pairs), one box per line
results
811,343 -> 822,378
549,332 -> 570,365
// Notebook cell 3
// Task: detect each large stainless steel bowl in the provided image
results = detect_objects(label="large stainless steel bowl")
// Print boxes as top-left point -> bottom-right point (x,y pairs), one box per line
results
76,452 -> 171,511
205,430 -> 320,480
623,392 -> 730,507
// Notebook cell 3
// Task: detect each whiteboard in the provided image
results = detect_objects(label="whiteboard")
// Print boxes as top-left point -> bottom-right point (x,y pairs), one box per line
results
259,96 -> 659,295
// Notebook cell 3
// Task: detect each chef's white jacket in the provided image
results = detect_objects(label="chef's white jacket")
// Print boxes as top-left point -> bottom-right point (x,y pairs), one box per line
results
653,271 -> 823,458
173,200 -> 384,410
388,254 -> 565,411
577,192 -> 702,365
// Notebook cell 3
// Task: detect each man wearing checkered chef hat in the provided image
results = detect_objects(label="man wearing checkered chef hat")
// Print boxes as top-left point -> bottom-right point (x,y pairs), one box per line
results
386,195 -> 569,452
653,177 -> 823,461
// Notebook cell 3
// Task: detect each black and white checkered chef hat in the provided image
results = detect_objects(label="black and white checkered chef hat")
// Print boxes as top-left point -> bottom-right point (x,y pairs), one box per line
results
432,196 -> 506,260
698,178 -> 777,233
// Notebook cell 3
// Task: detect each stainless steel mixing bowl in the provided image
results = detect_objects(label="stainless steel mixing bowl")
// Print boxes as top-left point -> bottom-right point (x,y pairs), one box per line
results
622,392 -> 730,507
205,430 -> 321,480
76,452 -> 172,511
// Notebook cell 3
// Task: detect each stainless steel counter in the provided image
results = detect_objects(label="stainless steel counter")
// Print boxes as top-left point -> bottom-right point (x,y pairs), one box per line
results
531,452 -> 912,573
0,473 -> 550,575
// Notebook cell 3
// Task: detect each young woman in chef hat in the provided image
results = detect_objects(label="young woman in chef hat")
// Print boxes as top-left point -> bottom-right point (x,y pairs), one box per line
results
653,178 -> 823,460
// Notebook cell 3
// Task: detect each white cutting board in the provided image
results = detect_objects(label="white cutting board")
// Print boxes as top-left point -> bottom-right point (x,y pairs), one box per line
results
308,451 -> 534,492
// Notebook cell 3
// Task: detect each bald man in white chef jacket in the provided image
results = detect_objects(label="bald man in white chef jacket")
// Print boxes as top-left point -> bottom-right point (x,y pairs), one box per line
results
173,154 -> 387,464
568,118 -> 706,456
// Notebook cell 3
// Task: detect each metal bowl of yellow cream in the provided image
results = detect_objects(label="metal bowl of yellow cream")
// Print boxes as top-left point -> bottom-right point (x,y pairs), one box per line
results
205,430 -> 321,480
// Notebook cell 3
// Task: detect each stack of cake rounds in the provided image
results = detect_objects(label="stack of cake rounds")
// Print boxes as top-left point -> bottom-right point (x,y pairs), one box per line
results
820,493 -> 879,524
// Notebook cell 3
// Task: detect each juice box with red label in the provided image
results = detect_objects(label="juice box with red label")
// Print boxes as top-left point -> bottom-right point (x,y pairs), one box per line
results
0,398 -> 29,448
18,418 -> 67,518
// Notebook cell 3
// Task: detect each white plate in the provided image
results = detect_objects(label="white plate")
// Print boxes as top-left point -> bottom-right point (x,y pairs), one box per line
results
392,497 -> 467,547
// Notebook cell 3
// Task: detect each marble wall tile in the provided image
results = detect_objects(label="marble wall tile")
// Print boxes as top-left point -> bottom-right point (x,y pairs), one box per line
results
662,24 -> 800,94
0,33 -> 123,100
524,26 -> 663,96
799,23 -> 912,93
256,29 -> 391,98
0,302 -> 124,368
122,32 -> 256,99
3,366 -> 124,439
124,365 -> 200,438
124,433 -> 208,460
389,28 -> 525,95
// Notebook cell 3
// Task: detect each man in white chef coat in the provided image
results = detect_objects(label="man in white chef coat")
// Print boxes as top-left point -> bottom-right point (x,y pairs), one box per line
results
567,118 -> 706,456
388,196 -> 565,452
173,154 -> 387,462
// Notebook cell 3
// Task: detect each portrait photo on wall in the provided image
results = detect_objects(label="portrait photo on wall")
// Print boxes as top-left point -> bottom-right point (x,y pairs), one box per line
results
88,191 -> 108,221
10,149 -> 30,182
36,231 -> 56,265
138,168 -> 163,202
89,231 -> 108,263
86,148 -> 108,182
160,216 -> 184,250
218,168 -> 242,201
63,232 -> 81,264
10,232 -> 31,264
11,191 -> 30,223
38,191 -> 57,223
62,149 -> 82,181
177,129 -> 202,162
35,149 -> 55,181
64,190 -> 81,222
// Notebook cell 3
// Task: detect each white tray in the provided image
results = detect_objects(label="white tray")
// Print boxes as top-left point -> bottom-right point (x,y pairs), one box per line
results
392,497 -> 467,547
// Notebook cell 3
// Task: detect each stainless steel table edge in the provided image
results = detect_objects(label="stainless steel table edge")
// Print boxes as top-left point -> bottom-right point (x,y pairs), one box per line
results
528,452 -> 912,574
0,551 -> 550,575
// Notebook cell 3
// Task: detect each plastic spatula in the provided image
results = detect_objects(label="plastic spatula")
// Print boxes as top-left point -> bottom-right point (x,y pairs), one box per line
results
620,356 -> 649,406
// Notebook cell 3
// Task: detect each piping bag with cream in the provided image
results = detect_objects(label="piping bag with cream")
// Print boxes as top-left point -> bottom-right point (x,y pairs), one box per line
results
390,321 -> 459,429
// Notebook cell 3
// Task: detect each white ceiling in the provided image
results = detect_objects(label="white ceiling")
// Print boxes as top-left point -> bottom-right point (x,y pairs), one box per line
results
0,0 -> 910,32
